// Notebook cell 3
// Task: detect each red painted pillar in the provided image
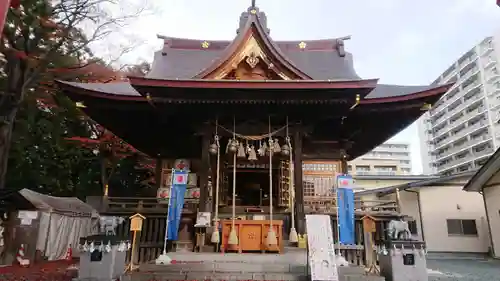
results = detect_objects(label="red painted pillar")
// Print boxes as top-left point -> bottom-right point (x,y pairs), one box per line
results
0,0 -> 12,36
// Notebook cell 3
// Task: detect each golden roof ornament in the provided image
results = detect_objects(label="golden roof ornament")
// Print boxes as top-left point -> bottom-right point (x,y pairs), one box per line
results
246,53 -> 260,68
421,103 -> 432,111
298,41 -> 307,49
201,41 -> 210,49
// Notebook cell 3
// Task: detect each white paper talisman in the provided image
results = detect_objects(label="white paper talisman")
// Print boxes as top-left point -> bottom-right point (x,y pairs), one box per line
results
306,214 -> 339,281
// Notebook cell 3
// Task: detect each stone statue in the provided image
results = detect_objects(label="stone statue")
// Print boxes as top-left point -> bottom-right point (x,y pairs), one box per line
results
99,216 -> 125,236
387,219 -> 412,240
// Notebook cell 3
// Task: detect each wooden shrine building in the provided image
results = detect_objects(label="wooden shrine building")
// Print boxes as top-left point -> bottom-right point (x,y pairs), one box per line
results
57,3 -> 451,258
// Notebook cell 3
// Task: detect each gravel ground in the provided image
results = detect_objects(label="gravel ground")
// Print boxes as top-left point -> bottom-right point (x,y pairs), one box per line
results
427,259 -> 500,281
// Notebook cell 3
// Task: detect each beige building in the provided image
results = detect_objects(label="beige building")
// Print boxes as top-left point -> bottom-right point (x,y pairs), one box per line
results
357,171 -> 490,254
463,147 -> 500,258
349,142 -> 412,175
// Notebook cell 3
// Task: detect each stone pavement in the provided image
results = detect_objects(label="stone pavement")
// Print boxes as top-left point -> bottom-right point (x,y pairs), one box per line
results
427,259 -> 500,281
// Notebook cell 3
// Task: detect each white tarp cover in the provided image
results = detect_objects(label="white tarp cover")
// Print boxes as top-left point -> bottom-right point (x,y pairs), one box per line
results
19,188 -> 99,217
17,189 -> 99,260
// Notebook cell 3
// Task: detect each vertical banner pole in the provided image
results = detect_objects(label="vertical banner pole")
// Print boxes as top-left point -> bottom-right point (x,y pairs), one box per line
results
155,169 -> 175,264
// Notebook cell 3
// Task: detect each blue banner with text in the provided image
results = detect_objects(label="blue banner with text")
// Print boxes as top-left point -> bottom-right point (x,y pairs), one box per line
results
167,170 -> 188,240
336,174 -> 355,245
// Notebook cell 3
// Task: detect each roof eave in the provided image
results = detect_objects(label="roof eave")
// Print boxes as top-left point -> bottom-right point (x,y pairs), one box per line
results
360,83 -> 453,104
463,147 -> 500,192
128,76 -> 379,90
56,80 -> 145,101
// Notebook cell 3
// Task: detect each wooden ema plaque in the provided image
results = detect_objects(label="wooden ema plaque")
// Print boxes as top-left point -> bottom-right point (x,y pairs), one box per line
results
129,213 -> 145,232
220,220 -> 283,253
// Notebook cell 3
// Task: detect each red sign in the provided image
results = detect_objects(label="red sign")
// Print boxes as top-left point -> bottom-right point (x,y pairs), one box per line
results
173,173 -> 188,185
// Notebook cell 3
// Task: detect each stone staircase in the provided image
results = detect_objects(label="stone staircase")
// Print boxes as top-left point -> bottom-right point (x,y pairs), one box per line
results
124,251 -> 385,281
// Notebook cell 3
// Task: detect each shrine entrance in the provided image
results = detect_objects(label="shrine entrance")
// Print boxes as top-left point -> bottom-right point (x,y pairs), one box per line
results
227,167 -> 279,208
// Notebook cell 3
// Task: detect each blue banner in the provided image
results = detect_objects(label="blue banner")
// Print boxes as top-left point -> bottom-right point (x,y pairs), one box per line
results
336,175 -> 355,245
167,170 -> 188,240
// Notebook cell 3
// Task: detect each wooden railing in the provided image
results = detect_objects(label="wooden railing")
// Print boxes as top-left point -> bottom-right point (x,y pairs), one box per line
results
303,197 -> 398,215
87,196 -> 199,214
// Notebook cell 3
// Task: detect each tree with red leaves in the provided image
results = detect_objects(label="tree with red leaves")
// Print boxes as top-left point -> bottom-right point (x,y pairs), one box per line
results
0,0 -> 147,189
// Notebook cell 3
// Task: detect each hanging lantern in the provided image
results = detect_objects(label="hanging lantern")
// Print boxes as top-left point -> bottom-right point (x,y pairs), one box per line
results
281,143 -> 290,156
237,142 -> 246,158
227,139 -> 238,154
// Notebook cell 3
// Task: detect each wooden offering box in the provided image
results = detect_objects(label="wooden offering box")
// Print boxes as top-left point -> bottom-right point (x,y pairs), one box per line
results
220,220 -> 283,253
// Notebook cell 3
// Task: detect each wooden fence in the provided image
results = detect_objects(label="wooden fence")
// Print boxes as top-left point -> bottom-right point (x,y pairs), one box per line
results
89,196 -> 397,265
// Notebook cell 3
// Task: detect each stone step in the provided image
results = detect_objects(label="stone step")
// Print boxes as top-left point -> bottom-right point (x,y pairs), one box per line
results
140,263 -> 366,275
124,273 -> 385,281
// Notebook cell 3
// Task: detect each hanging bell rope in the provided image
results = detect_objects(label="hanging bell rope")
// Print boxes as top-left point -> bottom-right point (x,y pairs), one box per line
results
266,115 -> 278,248
228,116 -> 239,248
211,118 -> 221,245
215,123 -> 288,141
286,116 -> 298,243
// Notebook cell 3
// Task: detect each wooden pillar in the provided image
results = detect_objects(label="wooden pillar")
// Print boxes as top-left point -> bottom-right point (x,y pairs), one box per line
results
199,133 -> 211,212
340,150 -> 348,174
293,130 -> 305,234
155,157 -> 163,189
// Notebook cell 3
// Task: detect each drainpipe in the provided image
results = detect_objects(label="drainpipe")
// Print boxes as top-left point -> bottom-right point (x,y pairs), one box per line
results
480,190 -> 496,257
406,190 -> 425,242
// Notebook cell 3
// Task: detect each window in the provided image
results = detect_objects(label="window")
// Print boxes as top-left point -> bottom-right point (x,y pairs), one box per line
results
407,220 -> 418,235
446,219 -> 478,236
303,181 -> 315,197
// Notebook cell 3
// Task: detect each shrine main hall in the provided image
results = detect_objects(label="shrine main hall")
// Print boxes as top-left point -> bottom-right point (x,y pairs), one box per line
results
58,2 -> 450,256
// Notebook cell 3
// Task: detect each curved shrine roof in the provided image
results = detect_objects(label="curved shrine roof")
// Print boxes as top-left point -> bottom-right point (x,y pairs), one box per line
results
150,37 -> 359,80
56,3 -> 453,158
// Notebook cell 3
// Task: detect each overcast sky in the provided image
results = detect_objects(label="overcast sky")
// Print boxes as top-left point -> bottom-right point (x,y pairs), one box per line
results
95,0 -> 500,174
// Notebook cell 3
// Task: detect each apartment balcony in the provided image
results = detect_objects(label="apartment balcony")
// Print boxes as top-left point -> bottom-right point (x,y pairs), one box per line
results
458,56 -> 478,70
482,58 -> 496,69
353,171 -> 397,176
432,125 -> 490,161
436,146 -> 494,173
433,109 -> 486,148
480,44 -> 494,55
431,87 -> 483,128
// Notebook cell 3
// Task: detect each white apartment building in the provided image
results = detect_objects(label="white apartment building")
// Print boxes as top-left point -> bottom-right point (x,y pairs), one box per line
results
348,142 -> 412,175
418,35 -> 500,176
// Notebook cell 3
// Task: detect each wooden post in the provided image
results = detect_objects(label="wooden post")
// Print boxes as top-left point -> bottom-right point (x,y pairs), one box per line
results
340,149 -> 348,174
293,130 -> 305,234
155,158 -> 163,189
395,188 -> 402,213
362,215 -> 379,273
127,213 -> 145,272
199,133 -> 211,212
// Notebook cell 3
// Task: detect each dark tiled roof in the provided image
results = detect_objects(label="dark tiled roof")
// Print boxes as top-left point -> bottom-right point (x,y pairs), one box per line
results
58,81 -> 141,96
365,84 -> 434,99
57,80 -> 446,101
148,44 -> 361,81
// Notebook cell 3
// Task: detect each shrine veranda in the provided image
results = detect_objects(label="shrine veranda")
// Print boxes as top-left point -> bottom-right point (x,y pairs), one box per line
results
59,2 -> 451,262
